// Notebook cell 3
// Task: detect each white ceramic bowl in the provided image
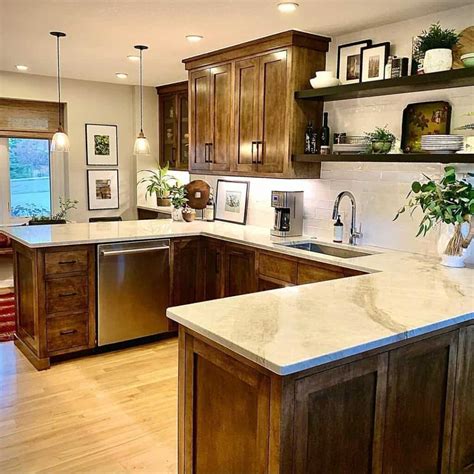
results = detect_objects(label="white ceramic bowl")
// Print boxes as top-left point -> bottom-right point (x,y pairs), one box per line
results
310,75 -> 341,89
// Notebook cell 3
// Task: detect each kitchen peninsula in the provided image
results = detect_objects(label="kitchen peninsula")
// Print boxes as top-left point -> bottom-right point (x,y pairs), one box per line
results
2,219 -> 473,472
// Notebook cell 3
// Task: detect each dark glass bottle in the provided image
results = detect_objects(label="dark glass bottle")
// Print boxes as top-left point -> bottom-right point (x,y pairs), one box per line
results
304,121 -> 314,154
320,112 -> 330,147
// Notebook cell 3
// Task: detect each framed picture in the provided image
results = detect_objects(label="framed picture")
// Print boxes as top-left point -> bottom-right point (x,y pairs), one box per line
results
85,124 -> 118,166
360,42 -> 390,82
215,180 -> 249,225
87,169 -> 119,210
337,39 -> 372,84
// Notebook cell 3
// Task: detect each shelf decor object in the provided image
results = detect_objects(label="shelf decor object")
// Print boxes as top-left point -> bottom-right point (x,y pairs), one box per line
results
85,124 -> 118,165
337,39 -> 372,85
292,153 -> 474,164
453,26 -> 474,69
360,42 -> 390,82
87,169 -> 119,210
50,31 -> 70,153
215,179 -> 249,225
133,44 -> 151,155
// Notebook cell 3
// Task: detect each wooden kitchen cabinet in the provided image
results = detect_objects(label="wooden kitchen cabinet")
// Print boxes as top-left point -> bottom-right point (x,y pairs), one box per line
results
157,81 -> 188,170
201,238 -> 225,301
224,243 -> 257,297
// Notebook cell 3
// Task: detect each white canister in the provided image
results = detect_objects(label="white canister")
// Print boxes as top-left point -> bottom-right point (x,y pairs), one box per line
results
423,48 -> 453,73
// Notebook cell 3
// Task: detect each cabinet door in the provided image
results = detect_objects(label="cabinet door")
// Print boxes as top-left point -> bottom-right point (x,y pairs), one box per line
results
177,92 -> 189,170
224,244 -> 257,297
257,50 -> 287,174
209,64 -> 232,171
383,331 -> 458,473
234,58 -> 259,173
160,94 -> 178,168
202,239 -> 224,301
189,69 -> 210,171
294,354 -> 388,473
450,326 -> 474,472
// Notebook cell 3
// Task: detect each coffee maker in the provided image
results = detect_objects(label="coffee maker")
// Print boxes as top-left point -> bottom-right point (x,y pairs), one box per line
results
270,191 -> 303,237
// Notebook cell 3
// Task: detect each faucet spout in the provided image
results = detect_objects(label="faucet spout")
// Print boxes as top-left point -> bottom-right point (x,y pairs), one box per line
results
332,191 -> 362,245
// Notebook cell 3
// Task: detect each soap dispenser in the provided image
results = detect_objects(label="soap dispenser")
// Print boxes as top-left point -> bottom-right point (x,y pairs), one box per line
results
333,214 -> 343,243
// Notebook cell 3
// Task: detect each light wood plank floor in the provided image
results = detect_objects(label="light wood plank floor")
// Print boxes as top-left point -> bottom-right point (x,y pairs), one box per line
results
0,338 -> 178,473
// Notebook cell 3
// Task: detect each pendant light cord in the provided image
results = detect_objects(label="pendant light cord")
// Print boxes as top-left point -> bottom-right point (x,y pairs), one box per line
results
56,35 -> 62,130
140,48 -> 144,133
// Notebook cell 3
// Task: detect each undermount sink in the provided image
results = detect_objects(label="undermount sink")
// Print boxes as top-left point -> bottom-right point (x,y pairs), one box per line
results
277,241 -> 373,259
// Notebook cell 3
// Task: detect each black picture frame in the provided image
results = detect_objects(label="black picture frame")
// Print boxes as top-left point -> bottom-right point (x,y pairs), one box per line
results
360,42 -> 390,82
87,169 -> 120,210
337,39 -> 372,84
215,179 -> 249,225
85,123 -> 118,166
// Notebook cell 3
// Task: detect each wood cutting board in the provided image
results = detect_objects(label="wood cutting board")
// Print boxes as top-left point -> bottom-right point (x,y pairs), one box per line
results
453,26 -> 474,69
185,180 -> 210,210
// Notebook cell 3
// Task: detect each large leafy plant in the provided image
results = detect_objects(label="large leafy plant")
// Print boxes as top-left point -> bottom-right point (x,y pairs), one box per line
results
169,184 -> 188,209
416,22 -> 460,54
137,162 -> 176,199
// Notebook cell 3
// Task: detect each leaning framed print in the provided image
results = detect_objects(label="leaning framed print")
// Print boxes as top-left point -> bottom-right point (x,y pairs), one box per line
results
337,39 -> 372,84
360,42 -> 390,82
87,169 -> 120,210
215,179 -> 249,225
85,124 -> 118,166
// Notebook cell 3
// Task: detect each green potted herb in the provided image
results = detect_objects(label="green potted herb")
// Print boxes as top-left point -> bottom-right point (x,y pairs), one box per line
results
416,22 -> 460,73
137,163 -> 176,207
28,197 -> 78,225
169,184 -> 188,221
365,126 -> 396,154
394,166 -> 473,267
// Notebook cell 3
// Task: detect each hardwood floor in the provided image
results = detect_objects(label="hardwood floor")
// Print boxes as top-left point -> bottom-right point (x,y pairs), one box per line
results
0,338 -> 178,473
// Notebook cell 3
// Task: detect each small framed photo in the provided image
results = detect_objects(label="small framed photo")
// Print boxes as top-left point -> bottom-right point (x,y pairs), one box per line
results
87,169 -> 119,210
337,39 -> 372,84
360,42 -> 390,82
85,124 -> 118,166
215,179 -> 249,225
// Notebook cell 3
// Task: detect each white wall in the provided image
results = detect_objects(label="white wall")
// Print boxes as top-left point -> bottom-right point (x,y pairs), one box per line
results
0,71 -> 158,222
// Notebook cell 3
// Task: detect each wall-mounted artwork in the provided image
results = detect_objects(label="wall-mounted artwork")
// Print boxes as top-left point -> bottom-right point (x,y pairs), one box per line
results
215,179 -> 249,225
87,169 -> 119,210
360,42 -> 390,82
85,124 -> 118,166
337,40 -> 372,85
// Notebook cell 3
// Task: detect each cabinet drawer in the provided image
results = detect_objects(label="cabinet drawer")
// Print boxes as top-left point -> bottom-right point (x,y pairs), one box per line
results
259,252 -> 297,284
46,276 -> 88,314
45,250 -> 88,275
297,262 -> 344,285
47,314 -> 88,352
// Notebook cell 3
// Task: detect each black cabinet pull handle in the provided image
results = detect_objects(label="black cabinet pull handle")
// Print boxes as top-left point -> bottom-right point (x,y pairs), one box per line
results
59,260 -> 77,265
251,141 -> 257,164
256,141 -> 264,165
208,142 -> 213,163
204,143 -> 210,163
59,292 -> 77,297
60,329 -> 77,336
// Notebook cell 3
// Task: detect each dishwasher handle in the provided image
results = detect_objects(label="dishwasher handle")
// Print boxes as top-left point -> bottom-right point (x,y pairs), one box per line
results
100,246 -> 169,257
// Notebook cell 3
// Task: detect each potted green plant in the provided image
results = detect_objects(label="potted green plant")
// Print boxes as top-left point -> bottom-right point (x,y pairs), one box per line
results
365,126 -> 396,154
394,166 -> 473,268
137,163 -> 176,206
28,197 -> 78,225
169,184 -> 188,221
416,22 -> 460,73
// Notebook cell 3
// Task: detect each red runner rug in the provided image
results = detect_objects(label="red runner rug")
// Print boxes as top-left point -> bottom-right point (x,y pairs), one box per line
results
0,291 -> 15,342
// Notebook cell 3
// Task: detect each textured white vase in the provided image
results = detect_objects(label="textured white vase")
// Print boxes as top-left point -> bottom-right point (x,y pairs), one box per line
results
437,223 -> 468,268
424,48 -> 453,73
171,208 -> 183,221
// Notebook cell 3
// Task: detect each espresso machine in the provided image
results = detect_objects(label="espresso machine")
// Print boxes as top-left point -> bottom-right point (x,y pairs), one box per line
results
270,191 -> 304,237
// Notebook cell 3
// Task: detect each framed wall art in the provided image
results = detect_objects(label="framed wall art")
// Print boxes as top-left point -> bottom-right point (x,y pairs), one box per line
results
87,169 -> 120,210
85,124 -> 118,166
337,39 -> 372,84
360,42 -> 390,82
215,179 -> 249,225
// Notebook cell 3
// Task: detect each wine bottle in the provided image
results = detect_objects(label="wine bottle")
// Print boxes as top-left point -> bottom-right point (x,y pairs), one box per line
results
320,112 -> 330,147
304,121 -> 314,154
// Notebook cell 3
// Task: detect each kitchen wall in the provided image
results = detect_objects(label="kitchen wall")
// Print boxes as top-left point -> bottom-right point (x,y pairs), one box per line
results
194,4 -> 474,258
0,71 -> 158,223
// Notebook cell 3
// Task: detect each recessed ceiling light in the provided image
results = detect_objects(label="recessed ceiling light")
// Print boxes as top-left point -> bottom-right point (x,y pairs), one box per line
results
16,64 -> 29,71
116,72 -> 128,79
277,2 -> 299,12
186,35 -> 203,43
127,55 -> 140,61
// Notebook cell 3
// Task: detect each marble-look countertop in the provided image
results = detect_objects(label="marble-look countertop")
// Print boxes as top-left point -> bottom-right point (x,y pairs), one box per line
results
137,204 -> 173,214
2,220 -> 473,375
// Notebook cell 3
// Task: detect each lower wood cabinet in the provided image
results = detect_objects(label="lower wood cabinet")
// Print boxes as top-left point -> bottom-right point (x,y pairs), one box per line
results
224,243 -> 257,297
201,238 -> 224,301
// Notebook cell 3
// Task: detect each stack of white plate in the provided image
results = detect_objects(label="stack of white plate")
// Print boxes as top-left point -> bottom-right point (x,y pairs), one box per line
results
421,135 -> 464,154
333,143 -> 368,154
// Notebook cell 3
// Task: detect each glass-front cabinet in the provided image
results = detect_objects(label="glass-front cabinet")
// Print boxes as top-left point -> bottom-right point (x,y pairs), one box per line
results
157,81 -> 188,171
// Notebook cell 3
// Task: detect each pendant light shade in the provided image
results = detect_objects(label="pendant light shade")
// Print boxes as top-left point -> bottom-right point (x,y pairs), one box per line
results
50,31 -> 70,153
134,44 -> 150,155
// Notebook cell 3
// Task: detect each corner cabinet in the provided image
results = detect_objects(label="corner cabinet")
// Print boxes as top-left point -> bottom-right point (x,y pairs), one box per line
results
157,81 -> 189,171
184,30 -> 330,178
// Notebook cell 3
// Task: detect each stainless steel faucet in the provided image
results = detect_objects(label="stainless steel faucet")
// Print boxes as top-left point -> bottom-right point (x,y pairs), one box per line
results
332,191 -> 362,245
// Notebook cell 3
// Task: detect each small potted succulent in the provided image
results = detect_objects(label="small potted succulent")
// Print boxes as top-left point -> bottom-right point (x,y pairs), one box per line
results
365,126 -> 396,154
137,163 -> 176,207
182,204 -> 196,223
394,166 -> 473,268
169,184 -> 188,221
416,22 -> 460,73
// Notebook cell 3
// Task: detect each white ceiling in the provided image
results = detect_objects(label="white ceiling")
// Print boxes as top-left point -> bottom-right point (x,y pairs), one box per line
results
0,0 -> 469,86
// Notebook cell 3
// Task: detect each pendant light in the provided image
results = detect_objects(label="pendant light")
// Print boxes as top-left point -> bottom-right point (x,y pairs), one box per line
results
50,31 -> 70,153
133,44 -> 151,155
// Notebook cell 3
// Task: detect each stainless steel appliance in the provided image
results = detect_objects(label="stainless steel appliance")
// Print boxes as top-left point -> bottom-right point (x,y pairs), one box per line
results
270,191 -> 304,237
97,240 -> 170,346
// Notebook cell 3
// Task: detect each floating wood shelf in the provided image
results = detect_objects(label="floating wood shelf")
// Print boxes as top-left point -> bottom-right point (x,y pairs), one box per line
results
295,68 -> 474,102
292,153 -> 474,164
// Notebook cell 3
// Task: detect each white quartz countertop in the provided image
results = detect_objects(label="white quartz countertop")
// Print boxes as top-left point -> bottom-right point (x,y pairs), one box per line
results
2,220 -> 473,375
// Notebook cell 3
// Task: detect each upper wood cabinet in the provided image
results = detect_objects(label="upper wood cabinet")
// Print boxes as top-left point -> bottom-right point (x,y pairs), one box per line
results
156,81 -> 189,171
184,30 -> 330,178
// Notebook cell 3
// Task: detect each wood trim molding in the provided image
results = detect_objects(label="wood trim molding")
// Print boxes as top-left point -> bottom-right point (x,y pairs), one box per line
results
156,80 -> 188,95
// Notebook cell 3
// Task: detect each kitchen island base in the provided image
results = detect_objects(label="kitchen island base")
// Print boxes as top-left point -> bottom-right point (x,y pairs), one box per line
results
178,324 -> 474,473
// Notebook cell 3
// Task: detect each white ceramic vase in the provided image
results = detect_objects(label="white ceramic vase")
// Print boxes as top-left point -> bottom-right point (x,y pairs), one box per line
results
171,208 -> 183,221
437,222 -> 470,268
423,48 -> 453,73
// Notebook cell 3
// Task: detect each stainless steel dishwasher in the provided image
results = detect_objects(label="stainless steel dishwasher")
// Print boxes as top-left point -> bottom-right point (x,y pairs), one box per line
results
97,239 -> 170,346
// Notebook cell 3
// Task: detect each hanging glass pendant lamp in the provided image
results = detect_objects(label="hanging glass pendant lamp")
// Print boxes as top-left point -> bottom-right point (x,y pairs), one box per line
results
50,31 -> 70,153
133,44 -> 151,155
